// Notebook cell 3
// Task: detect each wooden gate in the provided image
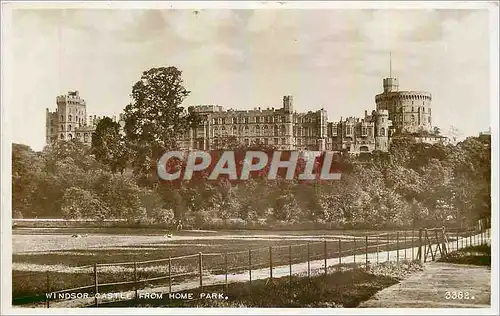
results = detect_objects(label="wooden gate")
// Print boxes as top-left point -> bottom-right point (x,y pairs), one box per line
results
416,227 -> 449,262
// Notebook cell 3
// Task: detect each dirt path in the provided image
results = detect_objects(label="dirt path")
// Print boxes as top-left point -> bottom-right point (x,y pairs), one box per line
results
358,262 -> 491,308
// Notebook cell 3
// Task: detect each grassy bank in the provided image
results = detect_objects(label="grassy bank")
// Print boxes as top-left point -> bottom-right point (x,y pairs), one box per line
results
98,261 -> 423,308
439,244 -> 491,266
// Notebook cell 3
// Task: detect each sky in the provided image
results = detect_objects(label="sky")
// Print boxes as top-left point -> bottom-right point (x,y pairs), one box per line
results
6,5 -> 494,151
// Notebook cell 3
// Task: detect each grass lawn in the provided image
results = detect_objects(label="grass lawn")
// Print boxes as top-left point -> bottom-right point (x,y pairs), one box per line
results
438,244 -> 491,266
99,261 -> 423,308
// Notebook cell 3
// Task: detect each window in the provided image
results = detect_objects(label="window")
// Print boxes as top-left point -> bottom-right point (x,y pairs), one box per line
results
68,125 -> 72,131
274,125 -> 279,136
69,115 -> 72,122
280,125 -> 285,136
84,133 -> 88,142
346,125 -> 352,136
60,124 -> 63,131
255,125 -> 260,135
281,138 -> 285,145
50,128 -> 53,133
274,138 -> 279,145
361,126 -> 367,136
60,134 -> 64,139
61,115 -> 64,121
380,127 -> 385,137
68,133 -> 73,139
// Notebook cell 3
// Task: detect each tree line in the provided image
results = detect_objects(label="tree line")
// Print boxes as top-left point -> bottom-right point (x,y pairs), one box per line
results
11,67 -> 491,229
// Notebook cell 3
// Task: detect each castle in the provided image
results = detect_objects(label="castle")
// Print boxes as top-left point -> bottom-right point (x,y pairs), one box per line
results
46,75 -> 445,153
45,91 -> 124,146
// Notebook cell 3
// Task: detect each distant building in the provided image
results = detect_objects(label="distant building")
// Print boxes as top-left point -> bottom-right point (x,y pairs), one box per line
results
375,76 -> 432,135
181,96 -> 329,151
45,91 -> 124,146
48,71 -> 444,153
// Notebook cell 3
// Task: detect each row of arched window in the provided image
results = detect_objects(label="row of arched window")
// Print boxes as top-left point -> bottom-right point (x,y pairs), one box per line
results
59,133 -> 90,142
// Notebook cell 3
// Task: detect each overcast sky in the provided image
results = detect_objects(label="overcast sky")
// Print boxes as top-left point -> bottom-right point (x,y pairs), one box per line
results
7,6 -> 494,151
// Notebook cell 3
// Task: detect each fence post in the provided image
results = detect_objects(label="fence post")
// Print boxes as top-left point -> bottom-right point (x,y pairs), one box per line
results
353,237 -> 356,264
424,229 -> 428,263
199,252 -> 203,290
411,229 -> 414,261
307,243 -> 311,279
461,230 -> 464,249
269,246 -> 273,280
289,245 -> 292,283
396,231 -> 399,264
387,233 -> 390,262
365,235 -> 368,268
376,245 -> 379,264
168,257 -> 172,293
134,261 -> 138,303
94,263 -> 98,307
469,231 -> 472,247
418,229 -> 423,262
456,231 -> 459,251
404,231 -> 407,261
324,240 -> 327,276
249,249 -> 252,285
45,271 -> 50,308
338,239 -> 342,270
441,226 -> 447,256
224,252 -> 228,292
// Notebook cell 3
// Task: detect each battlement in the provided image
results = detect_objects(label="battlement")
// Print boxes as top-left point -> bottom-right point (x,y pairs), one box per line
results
375,109 -> 389,116
56,91 -> 86,105
376,91 -> 432,102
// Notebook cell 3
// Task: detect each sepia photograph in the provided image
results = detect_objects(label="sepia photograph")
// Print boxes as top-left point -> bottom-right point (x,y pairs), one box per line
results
1,1 -> 498,315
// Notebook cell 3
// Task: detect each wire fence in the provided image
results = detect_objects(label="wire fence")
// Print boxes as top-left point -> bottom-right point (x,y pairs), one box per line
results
12,226 -> 491,308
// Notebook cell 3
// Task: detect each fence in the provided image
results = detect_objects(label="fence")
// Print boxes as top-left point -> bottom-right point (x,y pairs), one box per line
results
13,226 -> 491,308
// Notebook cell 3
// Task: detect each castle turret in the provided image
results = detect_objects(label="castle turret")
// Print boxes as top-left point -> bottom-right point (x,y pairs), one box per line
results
283,95 -> 293,113
374,109 -> 391,152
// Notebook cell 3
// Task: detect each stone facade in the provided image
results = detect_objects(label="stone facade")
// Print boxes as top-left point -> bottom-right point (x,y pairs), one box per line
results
375,77 -> 432,134
45,91 -> 123,147
47,75 -> 441,153
183,96 -> 391,154
182,96 -> 330,151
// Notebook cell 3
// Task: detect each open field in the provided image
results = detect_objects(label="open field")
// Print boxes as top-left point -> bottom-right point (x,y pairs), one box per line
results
13,227 -> 421,305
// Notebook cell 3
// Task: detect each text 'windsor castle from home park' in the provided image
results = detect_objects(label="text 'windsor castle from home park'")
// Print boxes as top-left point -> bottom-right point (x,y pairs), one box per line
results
45,73 -> 446,154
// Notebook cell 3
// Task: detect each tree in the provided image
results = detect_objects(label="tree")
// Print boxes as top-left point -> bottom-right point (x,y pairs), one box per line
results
123,67 -> 200,178
12,144 -> 44,218
91,117 -> 128,173
61,187 -> 109,220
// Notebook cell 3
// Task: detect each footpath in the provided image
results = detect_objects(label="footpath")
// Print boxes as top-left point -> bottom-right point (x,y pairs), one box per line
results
359,260 -> 491,308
